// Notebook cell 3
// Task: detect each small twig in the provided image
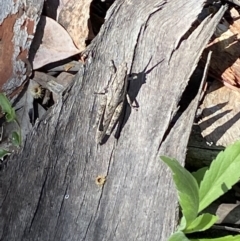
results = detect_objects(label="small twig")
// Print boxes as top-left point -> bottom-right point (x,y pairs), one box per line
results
33,71 -> 65,95
212,224 -> 240,233
199,51 -> 212,104
42,89 -> 51,105
195,51 -> 212,120
46,61 -> 83,73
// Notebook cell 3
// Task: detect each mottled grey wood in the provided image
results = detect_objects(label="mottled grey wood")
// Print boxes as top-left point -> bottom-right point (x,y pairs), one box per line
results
0,1 -> 227,241
0,0 -> 44,94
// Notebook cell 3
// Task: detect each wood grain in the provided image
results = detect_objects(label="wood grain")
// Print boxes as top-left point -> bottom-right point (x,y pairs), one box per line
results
0,0 -> 227,240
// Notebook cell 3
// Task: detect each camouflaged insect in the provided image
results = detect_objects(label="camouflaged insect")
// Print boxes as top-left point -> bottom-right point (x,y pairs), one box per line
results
95,61 -> 132,144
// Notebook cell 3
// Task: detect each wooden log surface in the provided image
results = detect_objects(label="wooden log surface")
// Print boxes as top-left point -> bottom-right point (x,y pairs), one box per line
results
0,1 -> 227,240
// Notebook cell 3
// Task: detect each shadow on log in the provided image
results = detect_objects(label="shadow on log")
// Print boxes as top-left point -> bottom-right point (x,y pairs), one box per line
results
0,0 -> 227,240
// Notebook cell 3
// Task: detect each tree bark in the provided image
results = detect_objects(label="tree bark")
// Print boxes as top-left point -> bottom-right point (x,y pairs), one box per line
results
0,0 -> 44,95
0,1 -> 227,240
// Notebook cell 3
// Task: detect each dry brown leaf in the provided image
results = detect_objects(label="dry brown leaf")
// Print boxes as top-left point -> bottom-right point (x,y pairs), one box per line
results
32,16 -> 81,69
57,0 -> 94,51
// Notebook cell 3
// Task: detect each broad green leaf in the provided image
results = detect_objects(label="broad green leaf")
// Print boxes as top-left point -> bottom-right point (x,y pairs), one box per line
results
192,167 -> 208,186
190,235 -> 240,241
161,156 -> 199,227
199,141 -> 240,212
184,213 -> 218,233
0,149 -> 11,160
0,93 -> 16,122
178,216 -> 187,231
11,131 -> 21,147
168,231 -> 190,241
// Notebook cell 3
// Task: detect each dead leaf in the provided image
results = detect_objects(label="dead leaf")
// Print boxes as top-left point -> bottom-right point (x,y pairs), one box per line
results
32,16 -> 80,69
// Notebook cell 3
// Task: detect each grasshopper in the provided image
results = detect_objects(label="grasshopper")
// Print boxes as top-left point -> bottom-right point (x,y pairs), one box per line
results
95,60 -> 133,144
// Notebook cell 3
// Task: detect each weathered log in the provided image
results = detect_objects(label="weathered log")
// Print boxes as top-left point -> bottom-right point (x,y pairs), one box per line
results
0,1 -> 227,240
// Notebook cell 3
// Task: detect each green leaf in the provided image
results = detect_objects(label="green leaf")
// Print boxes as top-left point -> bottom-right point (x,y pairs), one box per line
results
0,93 -> 16,122
190,235 -> 240,241
168,231 -> 190,241
192,167 -> 208,186
161,156 -> 199,228
178,216 -> 187,231
199,141 -> 240,212
184,213 -> 218,233
0,148 -> 11,160
11,131 -> 21,147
